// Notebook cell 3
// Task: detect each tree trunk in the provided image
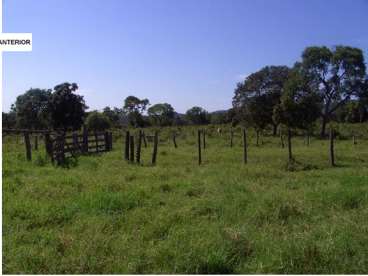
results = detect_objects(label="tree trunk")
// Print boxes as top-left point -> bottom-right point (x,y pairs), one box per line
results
151,131 -> 158,165
243,128 -> 247,164
329,128 -> 335,167
272,124 -> 278,136
198,130 -> 202,165
125,131 -> 130,160
320,116 -> 327,138
287,128 -> 292,163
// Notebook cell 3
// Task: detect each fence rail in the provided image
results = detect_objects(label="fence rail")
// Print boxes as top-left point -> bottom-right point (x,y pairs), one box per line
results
3,128 -> 113,166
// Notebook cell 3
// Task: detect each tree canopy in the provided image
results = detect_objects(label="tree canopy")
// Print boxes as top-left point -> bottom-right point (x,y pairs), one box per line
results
299,45 -> 367,136
273,69 -> 322,130
13,88 -> 51,129
148,103 -> 175,126
185,106 -> 210,125
48,83 -> 87,130
85,111 -> 112,131
123,96 -> 149,127
233,66 -> 290,134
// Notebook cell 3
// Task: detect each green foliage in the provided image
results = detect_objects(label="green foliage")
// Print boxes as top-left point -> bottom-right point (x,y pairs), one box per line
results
2,110 -> 17,129
85,111 -> 111,131
48,83 -> 87,130
102,106 -> 125,127
148,103 -> 175,126
233,66 -> 290,133
335,100 -> 368,123
185,106 -> 210,125
209,110 -> 233,125
274,69 -> 322,130
300,45 -> 367,136
13,88 -> 52,129
123,96 -> 149,127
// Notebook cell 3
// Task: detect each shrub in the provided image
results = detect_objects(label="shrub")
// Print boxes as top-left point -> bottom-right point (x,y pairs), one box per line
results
85,111 -> 111,131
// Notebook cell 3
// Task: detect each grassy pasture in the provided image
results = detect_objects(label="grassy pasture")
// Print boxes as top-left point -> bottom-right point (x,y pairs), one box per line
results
2,125 -> 368,274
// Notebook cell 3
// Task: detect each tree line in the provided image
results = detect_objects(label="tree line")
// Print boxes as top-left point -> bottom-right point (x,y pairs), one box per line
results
2,85 -> 232,131
233,45 -> 368,137
3,45 -> 368,135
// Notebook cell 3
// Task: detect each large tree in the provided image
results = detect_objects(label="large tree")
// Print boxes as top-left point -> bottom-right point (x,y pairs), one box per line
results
299,46 -> 367,136
85,111 -> 111,131
232,66 -> 290,135
273,69 -> 321,161
148,103 -> 175,126
335,100 -> 368,123
13,88 -> 52,129
123,96 -> 149,127
102,106 -> 125,127
185,106 -> 209,125
273,69 -> 322,130
2,110 -> 16,129
48,83 -> 87,130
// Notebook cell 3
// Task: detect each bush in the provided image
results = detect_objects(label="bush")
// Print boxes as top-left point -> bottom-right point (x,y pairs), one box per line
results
85,111 -> 111,131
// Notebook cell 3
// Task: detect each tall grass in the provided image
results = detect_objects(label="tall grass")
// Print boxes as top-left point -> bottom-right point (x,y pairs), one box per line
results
2,124 -> 368,273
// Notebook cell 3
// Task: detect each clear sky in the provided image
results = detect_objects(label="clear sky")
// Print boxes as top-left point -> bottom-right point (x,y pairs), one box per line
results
2,0 -> 368,113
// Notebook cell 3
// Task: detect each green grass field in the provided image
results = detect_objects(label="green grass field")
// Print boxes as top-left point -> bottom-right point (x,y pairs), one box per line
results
3,125 -> 368,274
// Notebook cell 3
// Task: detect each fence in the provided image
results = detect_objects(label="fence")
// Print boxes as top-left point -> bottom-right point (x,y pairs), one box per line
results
3,126 -> 363,168
49,131 -> 113,165
3,128 -> 113,166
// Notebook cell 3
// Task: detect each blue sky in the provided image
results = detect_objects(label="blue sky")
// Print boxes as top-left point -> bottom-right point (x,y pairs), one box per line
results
3,0 -> 368,113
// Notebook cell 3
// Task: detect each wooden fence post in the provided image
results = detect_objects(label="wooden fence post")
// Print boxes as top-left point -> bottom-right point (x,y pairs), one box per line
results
243,128 -> 247,164
142,131 -> 147,148
280,127 -> 285,148
104,131 -> 109,152
24,132 -> 32,161
44,132 -> 54,163
56,134 -> 66,166
198,129 -> 202,165
136,130 -> 142,164
152,131 -> 158,165
172,132 -> 177,148
330,128 -> 335,167
83,126 -> 89,153
203,129 -> 206,149
287,128 -> 293,163
72,132 -> 78,150
109,132 -> 113,150
125,131 -> 130,160
307,132 -> 310,146
45,132 -> 51,156
34,135 -> 38,151
353,134 -> 357,145
129,135 -> 135,162
94,131 -> 99,153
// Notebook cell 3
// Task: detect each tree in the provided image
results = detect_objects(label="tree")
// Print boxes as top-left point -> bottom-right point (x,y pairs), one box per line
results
85,111 -> 111,131
103,106 -> 125,127
185,106 -> 209,125
148,103 -> 175,126
335,100 -> 368,123
210,110 -> 233,125
273,70 -> 322,130
233,66 -> 290,135
172,112 -> 187,126
2,110 -> 16,129
13,88 -> 51,129
48,82 -> 87,130
299,46 -> 367,136
273,69 -> 321,161
123,96 -> 149,127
